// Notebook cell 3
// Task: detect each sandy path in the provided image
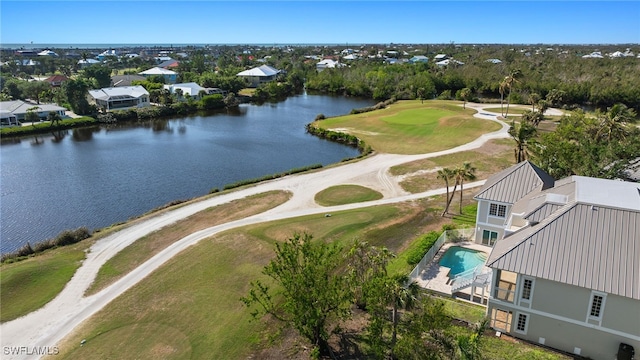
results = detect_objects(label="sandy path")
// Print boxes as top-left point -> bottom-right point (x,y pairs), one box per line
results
0,103 -> 515,359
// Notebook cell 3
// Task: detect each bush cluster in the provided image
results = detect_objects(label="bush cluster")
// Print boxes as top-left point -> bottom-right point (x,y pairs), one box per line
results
305,125 -> 372,155
349,97 -> 397,115
406,230 -> 442,266
1,227 -> 91,263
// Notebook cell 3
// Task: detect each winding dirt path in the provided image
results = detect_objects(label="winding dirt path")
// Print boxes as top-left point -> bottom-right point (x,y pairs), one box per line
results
0,103 -> 521,359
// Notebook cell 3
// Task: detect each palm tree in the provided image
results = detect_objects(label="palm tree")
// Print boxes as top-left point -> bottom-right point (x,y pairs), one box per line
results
596,103 -> 636,142
417,87 -> 425,104
455,162 -> 476,214
508,120 -> 537,163
389,275 -> 420,357
438,167 -> 455,216
498,79 -> 507,116
529,92 -> 540,112
537,99 -> 550,118
460,88 -> 472,109
504,69 -> 522,118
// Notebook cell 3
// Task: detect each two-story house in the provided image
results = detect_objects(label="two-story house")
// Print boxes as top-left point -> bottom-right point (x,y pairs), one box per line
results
478,162 -> 639,360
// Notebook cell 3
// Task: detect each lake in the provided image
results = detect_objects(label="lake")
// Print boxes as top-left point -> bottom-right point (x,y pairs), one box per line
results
0,94 -> 375,254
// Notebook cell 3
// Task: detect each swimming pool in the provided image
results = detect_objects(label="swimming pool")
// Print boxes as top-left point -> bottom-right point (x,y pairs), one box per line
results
439,246 -> 487,278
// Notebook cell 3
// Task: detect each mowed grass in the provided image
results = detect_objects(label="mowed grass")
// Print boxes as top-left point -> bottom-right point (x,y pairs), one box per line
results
1,240 -> 92,323
312,100 -> 501,154
55,200 -> 448,359
87,190 -> 291,295
390,138 -> 515,193
314,185 -> 383,207
483,106 -> 532,115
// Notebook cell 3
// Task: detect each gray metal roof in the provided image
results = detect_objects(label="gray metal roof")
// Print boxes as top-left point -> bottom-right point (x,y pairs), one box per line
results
237,65 -> 280,77
474,160 -> 555,204
487,176 -> 640,300
88,86 -> 149,101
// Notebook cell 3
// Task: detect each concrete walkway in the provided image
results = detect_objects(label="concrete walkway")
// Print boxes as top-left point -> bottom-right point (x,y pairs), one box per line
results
0,102 -> 517,359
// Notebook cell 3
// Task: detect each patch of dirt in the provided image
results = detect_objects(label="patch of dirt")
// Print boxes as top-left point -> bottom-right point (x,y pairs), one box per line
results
474,139 -> 512,156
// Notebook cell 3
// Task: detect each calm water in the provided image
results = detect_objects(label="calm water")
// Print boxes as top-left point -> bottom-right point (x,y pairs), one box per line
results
0,94 -> 374,253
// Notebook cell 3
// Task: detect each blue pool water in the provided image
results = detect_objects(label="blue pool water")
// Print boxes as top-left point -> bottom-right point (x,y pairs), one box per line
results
439,246 -> 488,277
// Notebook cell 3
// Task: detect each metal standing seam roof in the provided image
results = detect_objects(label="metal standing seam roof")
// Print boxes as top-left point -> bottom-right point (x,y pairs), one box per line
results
474,160 -> 555,204
0,100 -> 66,114
487,177 -> 640,300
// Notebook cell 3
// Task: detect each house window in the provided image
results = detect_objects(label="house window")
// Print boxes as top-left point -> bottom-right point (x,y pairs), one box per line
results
515,313 -> 529,334
490,308 -> 513,332
520,278 -> 534,303
587,291 -> 606,325
482,230 -> 498,246
489,203 -> 507,218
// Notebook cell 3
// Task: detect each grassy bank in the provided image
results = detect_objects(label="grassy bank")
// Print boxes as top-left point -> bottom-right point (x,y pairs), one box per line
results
310,100 -> 501,154
0,117 -> 97,137
1,240 -> 92,323
314,185 -> 383,207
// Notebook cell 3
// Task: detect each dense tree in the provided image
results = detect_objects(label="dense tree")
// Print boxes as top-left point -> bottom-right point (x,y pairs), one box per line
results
62,78 -> 93,115
82,65 -> 112,88
241,233 -> 352,355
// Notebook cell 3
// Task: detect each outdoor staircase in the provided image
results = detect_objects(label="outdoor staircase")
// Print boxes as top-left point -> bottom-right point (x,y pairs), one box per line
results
450,266 -> 492,293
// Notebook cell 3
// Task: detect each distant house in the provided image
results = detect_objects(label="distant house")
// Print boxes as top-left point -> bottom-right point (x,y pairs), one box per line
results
157,59 -> 179,69
436,59 -> 464,66
486,58 -> 502,64
37,49 -> 58,57
0,110 -> 20,127
409,55 -> 429,63
434,54 -> 448,61
316,59 -> 344,72
582,51 -> 604,59
138,67 -> 178,84
88,86 -> 150,112
0,100 -> 67,122
44,75 -> 69,87
471,161 -> 640,360
77,59 -> 101,68
111,75 -> 146,87
97,49 -> 117,61
163,82 -> 224,100
236,65 -> 281,87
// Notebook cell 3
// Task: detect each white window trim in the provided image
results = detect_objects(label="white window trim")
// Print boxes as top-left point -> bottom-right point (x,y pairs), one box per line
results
518,276 -> 535,308
586,291 -> 607,324
514,312 -> 529,334
488,202 -> 508,218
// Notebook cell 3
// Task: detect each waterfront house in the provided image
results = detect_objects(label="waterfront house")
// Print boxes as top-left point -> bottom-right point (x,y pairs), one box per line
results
88,86 -> 150,112
0,100 -> 67,122
474,162 -> 640,360
138,67 -> 178,84
163,82 -> 223,100
236,65 -> 281,87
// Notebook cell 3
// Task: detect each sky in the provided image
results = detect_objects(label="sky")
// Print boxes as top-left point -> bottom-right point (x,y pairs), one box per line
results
1,1 -> 639,45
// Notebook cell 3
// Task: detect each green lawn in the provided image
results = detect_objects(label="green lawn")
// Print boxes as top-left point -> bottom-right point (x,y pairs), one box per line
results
312,100 -> 501,154
1,240 -> 91,322
314,185 -> 383,206
483,106 -> 532,115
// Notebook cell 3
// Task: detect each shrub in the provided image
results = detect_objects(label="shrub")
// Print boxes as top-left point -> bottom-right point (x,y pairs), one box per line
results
315,113 -> 326,121
406,231 -> 441,266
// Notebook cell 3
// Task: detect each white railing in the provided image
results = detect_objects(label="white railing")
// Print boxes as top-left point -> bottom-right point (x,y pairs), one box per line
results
408,228 -> 474,284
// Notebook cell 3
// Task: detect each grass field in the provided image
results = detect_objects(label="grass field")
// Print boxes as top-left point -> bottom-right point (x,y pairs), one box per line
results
87,190 -> 291,295
311,100 -> 501,154
390,138 -> 515,194
483,106 -> 532,115
55,200 -> 448,359
1,240 -> 92,323
314,185 -> 383,207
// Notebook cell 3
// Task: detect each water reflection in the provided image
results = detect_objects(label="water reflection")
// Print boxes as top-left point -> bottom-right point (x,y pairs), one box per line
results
72,127 -> 99,142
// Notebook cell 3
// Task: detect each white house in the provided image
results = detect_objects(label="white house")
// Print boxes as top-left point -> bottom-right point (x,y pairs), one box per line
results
474,161 -> 640,360
0,100 -> 67,122
88,86 -> 150,112
436,59 -> 464,67
236,65 -> 281,87
37,49 -> 58,57
316,59 -> 344,72
163,82 -> 223,100
77,59 -> 101,68
138,67 -> 178,84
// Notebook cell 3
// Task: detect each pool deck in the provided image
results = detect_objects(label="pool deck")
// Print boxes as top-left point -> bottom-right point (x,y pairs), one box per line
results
413,241 -> 492,305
